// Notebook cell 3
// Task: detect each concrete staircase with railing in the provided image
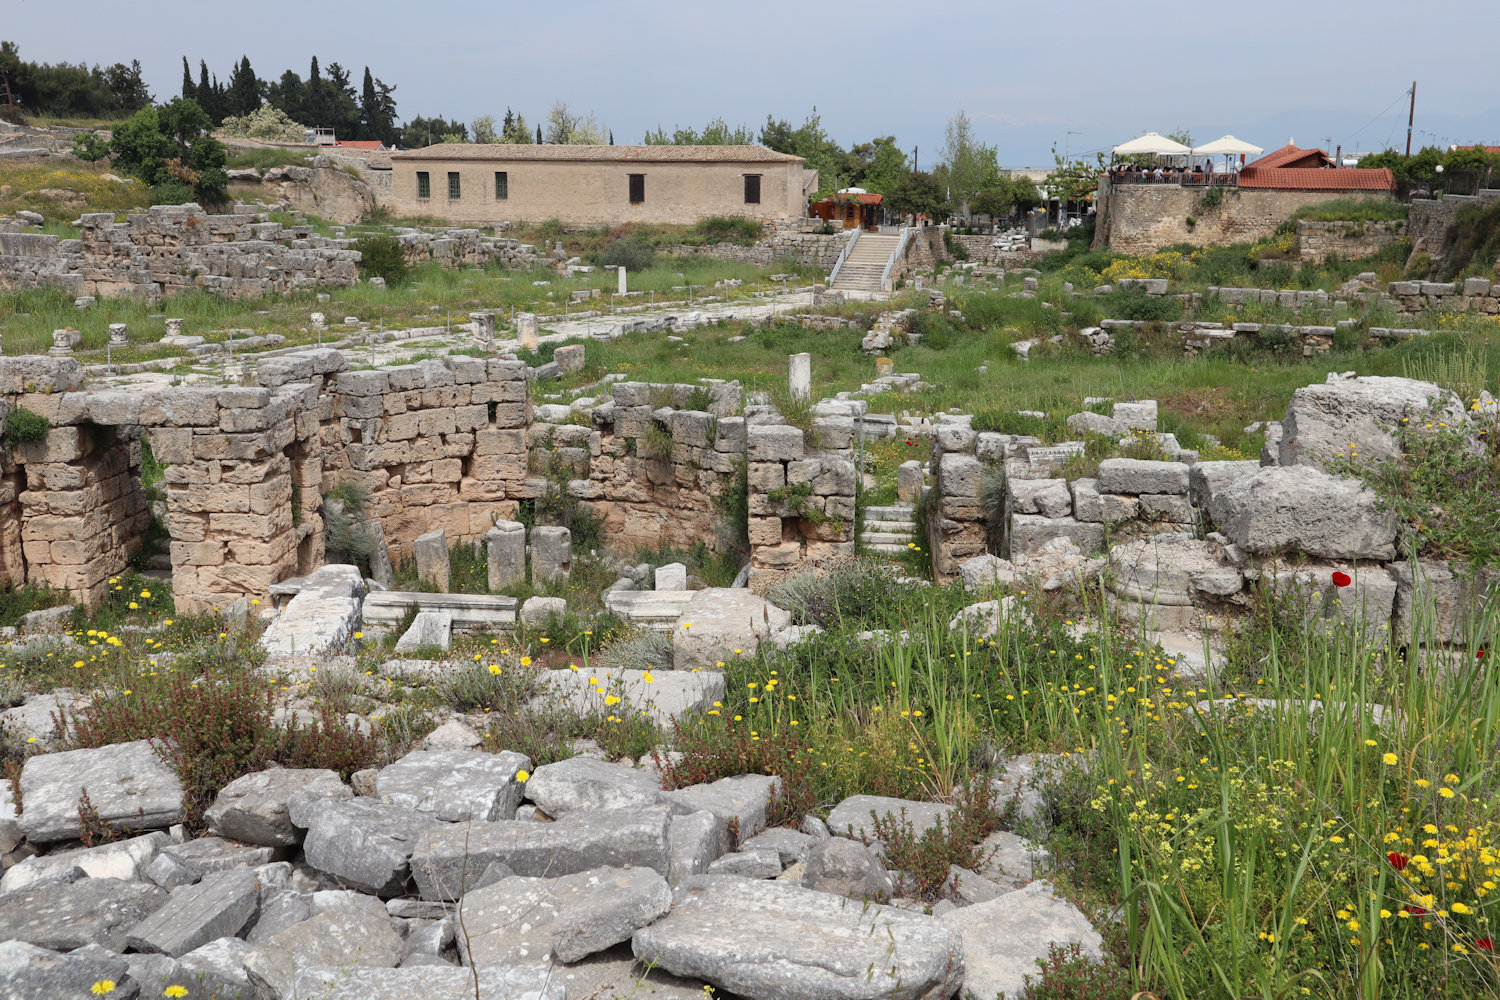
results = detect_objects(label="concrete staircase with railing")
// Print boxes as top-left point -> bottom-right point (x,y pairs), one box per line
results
829,233 -> 903,293
861,502 -> 917,557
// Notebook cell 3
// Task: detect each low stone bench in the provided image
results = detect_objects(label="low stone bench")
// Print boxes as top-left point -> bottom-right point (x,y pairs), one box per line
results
362,591 -> 518,629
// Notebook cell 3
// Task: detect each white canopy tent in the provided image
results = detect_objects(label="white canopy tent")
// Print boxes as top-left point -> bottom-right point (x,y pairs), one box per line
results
1111,132 -> 1192,157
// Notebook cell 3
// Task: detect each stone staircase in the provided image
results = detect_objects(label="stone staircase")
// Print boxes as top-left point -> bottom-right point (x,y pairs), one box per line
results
861,503 -> 917,556
830,233 -> 903,293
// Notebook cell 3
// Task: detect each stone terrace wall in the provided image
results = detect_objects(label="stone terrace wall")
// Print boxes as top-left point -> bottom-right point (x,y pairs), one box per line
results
660,229 -> 850,270
1096,181 -> 1394,255
0,204 -> 541,301
1296,219 -> 1406,264
1405,190 -> 1500,261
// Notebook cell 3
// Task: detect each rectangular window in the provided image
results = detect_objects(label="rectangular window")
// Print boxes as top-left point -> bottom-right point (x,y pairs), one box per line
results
448,172 -> 461,200
744,174 -> 761,204
494,171 -> 508,200
416,171 -> 430,199
628,173 -> 645,204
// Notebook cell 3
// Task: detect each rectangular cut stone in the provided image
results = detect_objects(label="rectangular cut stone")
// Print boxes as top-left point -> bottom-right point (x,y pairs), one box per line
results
126,869 -> 259,957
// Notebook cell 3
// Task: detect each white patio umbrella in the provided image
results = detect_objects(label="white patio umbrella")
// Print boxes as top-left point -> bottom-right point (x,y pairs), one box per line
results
1190,135 -> 1263,156
1111,132 -> 1192,157
1191,135 -> 1263,172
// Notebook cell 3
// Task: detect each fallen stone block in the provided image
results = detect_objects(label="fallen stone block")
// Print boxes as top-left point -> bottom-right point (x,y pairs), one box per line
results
291,965 -> 564,1000
0,875 -> 167,951
0,831 -> 167,893
940,880 -> 1103,1000
632,875 -> 964,1000
19,740 -> 184,844
204,767 -> 351,847
661,774 -> 780,840
376,748 -> 531,822
523,756 -> 663,818
126,869 -> 259,957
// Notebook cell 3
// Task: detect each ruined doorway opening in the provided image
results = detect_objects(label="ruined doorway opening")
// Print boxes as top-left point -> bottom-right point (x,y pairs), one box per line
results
134,430 -> 173,586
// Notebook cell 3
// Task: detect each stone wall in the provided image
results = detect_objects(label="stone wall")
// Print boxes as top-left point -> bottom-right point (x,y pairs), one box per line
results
1095,180 -> 1396,255
660,229 -> 850,270
1296,220 -> 1406,264
0,204 -> 539,301
1405,190 -> 1500,261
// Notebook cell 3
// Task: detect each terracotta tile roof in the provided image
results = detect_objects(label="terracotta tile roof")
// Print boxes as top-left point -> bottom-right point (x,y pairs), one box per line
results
391,143 -> 803,164
1247,144 -> 1333,170
1237,166 -> 1395,191
1453,145 -> 1500,154
817,192 -> 883,205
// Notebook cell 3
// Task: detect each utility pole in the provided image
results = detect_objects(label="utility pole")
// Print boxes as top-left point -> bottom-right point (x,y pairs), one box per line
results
1405,81 -> 1417,158
1064,130 -> 1081,162
912,146 -> 918,172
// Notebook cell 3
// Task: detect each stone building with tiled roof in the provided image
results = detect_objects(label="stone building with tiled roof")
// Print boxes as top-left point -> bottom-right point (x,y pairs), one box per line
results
387,144 -> 818,225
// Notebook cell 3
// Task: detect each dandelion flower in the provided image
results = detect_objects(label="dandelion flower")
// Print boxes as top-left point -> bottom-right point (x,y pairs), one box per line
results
90,982 -> 116,996
164,987 -> 189,998
1383,752 -> 1399,765
515,769 -> 530,782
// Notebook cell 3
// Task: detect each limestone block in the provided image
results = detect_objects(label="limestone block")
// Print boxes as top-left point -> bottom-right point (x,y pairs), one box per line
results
1278,376 -> 1465,470
1096,458 -> 1189,496
746,424 -> 803,463
532,526 -> 572,584
413,529 -> 449,592
1208,466 -> 1397,561
486,520 -> 526,591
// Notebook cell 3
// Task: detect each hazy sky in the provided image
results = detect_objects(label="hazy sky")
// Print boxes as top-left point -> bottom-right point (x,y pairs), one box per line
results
9,0 -> 1498,164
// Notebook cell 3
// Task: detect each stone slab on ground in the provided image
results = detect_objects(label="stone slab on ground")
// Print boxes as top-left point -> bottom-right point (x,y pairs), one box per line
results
672,589 -> 790,670
245,896 -> 404,999
125,869 -> 259,957
660,774 -> 781,841
287,795 -> 437,896
939,880 -> 1102,1000
362,590 -> 518,627
1208,465 -> 1397,561
533,667 -> 724,728
204,767 -> 351,847
375,748 -> 531,822
19,739 -> 185,843
0,876 -> 168,952
291,965 -> 565,1000
603,590 -> 697,628
259,564 -> 365,656
0,831 -> 168,893
0,940 -> 137,1000
543,942 -> 713,1000
827,794 -> 956,842
408,806 -> 673,901
393,610 -> 452,653
1278,376 -> 1465,470
632,875 -> 964,1000
457,866 -> 672,967
523,756 -> 664,818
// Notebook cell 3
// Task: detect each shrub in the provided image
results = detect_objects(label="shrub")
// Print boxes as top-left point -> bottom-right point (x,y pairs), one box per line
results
148,180 -> 194,206
1002,944 -> 1137,1000
857,780 -> 1002,899
1106,287 -> 1181,323
693,216 -> 762,245
353,233 -> 412,285
219,105 -> 307,142
761,557 -> 904,629
321,482 -> 378,571
71,133 -> 111,162
1,406 -> 50,447
60,671 -> 382,826
599,236 -> 655,273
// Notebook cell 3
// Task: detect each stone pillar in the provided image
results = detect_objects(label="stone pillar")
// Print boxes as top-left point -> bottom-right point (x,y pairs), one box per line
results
108,323 -> 128,346
789,353 -> 811,401
617,267 -> 628,295
516,313 -> 539,351
531,525 -> 572,585
164,318 -> 183,338
470,312 -> 496,344
48,330 -> 74,357
485,520 -> 526,592
414,529 -> 450,593
654,562 -> 687,591
875,357 -> 895,377
367,520 -> 395,588
897,460 -> 924,502
554,344 -> 585,374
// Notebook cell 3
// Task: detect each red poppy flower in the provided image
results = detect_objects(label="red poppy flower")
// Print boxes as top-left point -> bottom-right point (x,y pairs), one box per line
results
1388,852 -> 1409,871
1332,571 -> 1352,588
1404,905 -> 1427,916
1477,938 -> 1494,952
1480,648 -> 1489,660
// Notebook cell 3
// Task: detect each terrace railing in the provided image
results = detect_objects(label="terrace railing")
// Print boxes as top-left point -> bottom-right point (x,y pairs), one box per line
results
827,228 -> 861,285
880,226 -> 912,292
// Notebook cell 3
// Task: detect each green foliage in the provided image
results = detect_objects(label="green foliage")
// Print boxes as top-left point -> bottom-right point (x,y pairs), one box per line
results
70,132 -> 111,162
691,216 -> 763,245
353,233 -> 412,284
1342,418 -> 1500,566
61,671 -> 382,827
599,237 -> 656,273
1402,346 -> 1491,403
979,466 -> 1007,553
0,583 -> 69,630
859,780 -> 1002,899
1291,198 -> 1408,223
761,557 -> 907,630
714,459 -> 750,553
1105,288 -> 1181,323
1,406 -> 50,447
0,41 -> 151,118
1440,198 -> 1500,281
148,180 -> 194,206
643,117 -> 756,146
1002,944 -> 1137,1000
943,231 -> 970,261
885,170 -> 949,222
321,482 -> 378,571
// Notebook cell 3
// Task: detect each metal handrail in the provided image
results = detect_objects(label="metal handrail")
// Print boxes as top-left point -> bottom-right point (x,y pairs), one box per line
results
879,226 -> 912,292
827,228 -> 861,285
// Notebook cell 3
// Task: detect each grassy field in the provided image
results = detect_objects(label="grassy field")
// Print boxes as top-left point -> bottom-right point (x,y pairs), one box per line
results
0,161 -> 151,220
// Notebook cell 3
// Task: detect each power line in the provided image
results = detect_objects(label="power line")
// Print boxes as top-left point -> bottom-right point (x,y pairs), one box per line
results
1340,87 -> 1413,149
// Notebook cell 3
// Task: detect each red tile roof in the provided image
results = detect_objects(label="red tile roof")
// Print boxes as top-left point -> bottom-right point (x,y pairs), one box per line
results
1452,145 -> 1500,154
1236,143 -> 1394,192
1247,144 -> 1333,170
817,192 -> 883,205
1238,166 -> 1395,191
332,140 -> 385,150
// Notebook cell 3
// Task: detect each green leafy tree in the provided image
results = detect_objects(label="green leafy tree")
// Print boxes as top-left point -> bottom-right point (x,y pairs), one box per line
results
500,107 -> 532,144
884,170 -> 949,222
854,137 -> 908,194
760,108 -> 847,198
471,114 -> 498,143
404,114 -> 466,146
195,60 -> 222,124
357,67 -> 398,144
265,69 -> 304,122
109,105 -> 175,184
643,117 -> 754,145
1044,145 -> 1102,205
225,56 -> 260,118
939,110 -> 1000,214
